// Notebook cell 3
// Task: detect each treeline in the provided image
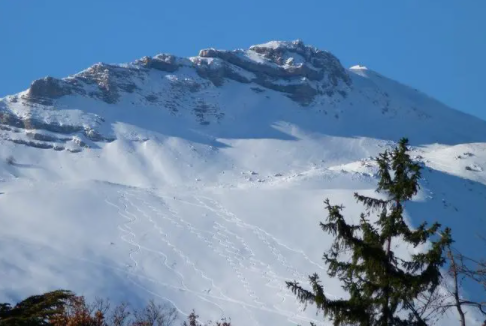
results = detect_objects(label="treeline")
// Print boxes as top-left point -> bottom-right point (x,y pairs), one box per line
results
0,290 -> 229,326
1,138 -> 485,326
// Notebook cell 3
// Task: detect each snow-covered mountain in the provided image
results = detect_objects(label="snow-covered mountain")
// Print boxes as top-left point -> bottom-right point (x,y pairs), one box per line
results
1,40 -> 485,325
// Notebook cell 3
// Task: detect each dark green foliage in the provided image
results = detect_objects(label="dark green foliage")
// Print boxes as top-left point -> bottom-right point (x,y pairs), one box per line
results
0,290 -> 230,326
0,290 -> 74,325
287,138 -> 452,326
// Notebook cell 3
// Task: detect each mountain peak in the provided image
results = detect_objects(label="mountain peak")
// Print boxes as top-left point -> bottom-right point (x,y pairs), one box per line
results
250,39 -> 305,50
197,39 -> 350,86
2,39 -> 485,155
19,40 -> 351,108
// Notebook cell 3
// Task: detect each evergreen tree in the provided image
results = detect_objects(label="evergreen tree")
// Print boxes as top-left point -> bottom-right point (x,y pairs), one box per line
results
286,138 -> 452,326
0,290 -> 74,325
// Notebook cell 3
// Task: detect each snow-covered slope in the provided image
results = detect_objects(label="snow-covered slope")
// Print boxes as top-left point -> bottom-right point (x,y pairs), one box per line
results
1,40 -> 485,325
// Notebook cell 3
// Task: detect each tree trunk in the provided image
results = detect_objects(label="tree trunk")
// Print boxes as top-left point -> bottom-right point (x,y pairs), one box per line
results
448,246 -> 466,326
382,202 -> 398,326
381,236 -> 392,326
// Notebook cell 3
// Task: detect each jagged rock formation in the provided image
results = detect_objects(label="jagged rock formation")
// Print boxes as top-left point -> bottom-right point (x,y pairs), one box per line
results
0,98 -> 114,152
0,40 -> 355,151
194,40 -> 351,104
22,40 -> 350,107
138,54 -> 180,73
28,77 -> 73,100
2,40 -> 485,153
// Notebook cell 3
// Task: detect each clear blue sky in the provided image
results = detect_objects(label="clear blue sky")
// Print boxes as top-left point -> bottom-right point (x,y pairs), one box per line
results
1,0 -> 485,120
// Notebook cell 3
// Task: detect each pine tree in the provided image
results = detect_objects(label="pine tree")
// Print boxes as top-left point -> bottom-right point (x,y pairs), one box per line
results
286,138 -> 452,326
0,290 -> 74,325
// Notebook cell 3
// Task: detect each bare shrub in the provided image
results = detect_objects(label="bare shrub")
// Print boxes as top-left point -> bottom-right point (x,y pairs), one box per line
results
49,295 -> 178,326
181,310 -> 231,326
133,300 -> 177,326
1,291 -> 233,326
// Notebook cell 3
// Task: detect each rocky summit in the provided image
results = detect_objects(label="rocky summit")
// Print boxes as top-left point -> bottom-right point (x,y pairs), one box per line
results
25,40 -> 350,106
2,40 -> 486,154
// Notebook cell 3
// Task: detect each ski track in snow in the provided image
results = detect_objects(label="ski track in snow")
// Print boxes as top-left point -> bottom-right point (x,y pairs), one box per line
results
102,188 -> 324,325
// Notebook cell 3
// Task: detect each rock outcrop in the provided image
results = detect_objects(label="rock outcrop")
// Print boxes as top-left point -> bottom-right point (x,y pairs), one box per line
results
74,63 -> 141,104
27,77 -> 72,101
23,40 -> 351,106
138,54 -> 180,72
195,40 -> 351,104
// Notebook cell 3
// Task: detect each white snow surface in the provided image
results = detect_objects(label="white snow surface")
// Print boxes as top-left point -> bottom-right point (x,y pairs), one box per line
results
1,44 -> 486,326
350,65 -> 368,70
250,40 -> 296,50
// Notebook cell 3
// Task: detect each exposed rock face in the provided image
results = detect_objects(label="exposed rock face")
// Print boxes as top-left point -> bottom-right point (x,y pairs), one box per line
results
0,98 -> 114,152
26,63 -> 142,105
192,57 -> 253,86
0,111 -> 82,134
138,54 -> 179,72
74,63 -> 140,104
84,128 -> 115,142
1,40 -> 356,152
249,40 -> 349,84
0,110 -> 114,140
28,77 -> 72,99
196,40 -> 351,104
23,40 -> 350,106
259,80 -> 319,106
193,100 -> 224,125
